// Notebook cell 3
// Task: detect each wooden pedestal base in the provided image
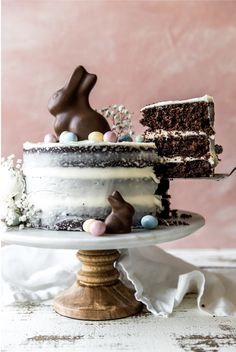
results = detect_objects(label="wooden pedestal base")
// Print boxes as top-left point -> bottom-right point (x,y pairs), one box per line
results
54,250 -> 143,320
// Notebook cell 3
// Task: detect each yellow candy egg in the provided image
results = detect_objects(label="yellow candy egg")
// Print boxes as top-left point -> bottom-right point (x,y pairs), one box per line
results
88,131 -> 104,142
82,218 -> 96,232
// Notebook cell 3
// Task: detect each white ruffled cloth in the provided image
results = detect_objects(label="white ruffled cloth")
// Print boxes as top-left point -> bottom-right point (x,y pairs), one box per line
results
1,245 -> 236,317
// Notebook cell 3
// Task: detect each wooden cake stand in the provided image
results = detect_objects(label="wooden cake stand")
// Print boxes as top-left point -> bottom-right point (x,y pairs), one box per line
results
2,210 -> 204,321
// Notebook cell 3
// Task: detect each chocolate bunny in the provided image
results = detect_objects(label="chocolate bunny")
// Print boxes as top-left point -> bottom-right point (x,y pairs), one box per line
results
48,65 -> 110,140
105,191 -> 135,234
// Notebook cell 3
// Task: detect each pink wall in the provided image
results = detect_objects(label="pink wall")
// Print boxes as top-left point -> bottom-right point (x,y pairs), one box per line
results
2,0 -> 236,248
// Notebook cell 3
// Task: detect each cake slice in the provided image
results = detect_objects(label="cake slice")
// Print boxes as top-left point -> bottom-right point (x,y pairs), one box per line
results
140,95 -> 222,177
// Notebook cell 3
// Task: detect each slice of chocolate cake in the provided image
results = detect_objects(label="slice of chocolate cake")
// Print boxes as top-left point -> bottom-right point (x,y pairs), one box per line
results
140,95 -> 222,178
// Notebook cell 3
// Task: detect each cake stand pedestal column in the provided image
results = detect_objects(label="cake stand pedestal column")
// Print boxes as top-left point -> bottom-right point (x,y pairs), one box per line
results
54,249 -> 142,320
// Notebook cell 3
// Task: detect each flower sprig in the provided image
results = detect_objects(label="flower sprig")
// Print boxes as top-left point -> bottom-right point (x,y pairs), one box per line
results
0,155 -> 34,229
98,104 -> 135,137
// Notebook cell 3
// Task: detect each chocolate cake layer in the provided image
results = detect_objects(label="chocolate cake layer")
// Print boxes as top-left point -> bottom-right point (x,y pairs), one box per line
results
23,141 -> 159,168
159,198 -> 171,218
140,101 -> 214,133
155,178 -> 171,218
155,177 -> 170,194
154,160 -> 213,178
149,134 -> 210,158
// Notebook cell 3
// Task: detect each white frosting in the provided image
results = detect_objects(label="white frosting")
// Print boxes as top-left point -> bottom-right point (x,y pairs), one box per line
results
163,155 -> 217,167
154,195 -> 162,209
23,141 -> 156,150
141,95 -> 214,111
23,167 -> 157,180
24,160 -> 162,228
209,137 -> 218,165
26,174 -> 162,229
144,130 -> 211,138
28,193 -> 158,209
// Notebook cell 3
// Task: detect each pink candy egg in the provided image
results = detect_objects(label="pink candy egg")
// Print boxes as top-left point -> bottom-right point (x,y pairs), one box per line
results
103,131 -> 117,143
44,133 -> 58,143
89,220 -> 106,236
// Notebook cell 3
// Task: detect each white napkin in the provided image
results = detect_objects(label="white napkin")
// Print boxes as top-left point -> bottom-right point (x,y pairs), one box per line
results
1,245 -> 236,317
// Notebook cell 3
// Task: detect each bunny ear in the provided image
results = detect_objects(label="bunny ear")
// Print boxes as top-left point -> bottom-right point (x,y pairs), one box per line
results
48,66 -> 85,115
111,191 -> 124,202
108,194 -> 123,209
63,65 -> 86,99
78,71 -> 97,96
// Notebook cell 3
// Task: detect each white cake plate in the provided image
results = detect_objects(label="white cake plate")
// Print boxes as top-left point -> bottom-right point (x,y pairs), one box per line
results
1,210 -> 205,321
1,210 -> 204,250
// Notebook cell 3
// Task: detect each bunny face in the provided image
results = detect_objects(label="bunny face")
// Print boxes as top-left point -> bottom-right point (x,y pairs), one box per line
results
48,89 -> 64,115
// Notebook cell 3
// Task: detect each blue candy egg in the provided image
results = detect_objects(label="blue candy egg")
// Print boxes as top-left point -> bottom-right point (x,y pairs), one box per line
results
135,135 -> 144,143
118,134 -> 133,142
59,131 -> 78,143
141,215 -> 158,229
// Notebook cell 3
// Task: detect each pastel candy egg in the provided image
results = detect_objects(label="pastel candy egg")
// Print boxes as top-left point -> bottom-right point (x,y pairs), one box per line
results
44,133 -> 58,143
103,131 -> 117,143
88,131 -> 104,142
82,218 -> 96,232
59,131 -> 78,143
118,134 -> 133,142
141,215 -> 158,229
89,220 -> 106,236
135,135 -> 144,143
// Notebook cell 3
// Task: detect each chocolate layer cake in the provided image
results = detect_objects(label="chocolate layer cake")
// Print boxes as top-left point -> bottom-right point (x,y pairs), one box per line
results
23,141 -> 163,230
140,95 -> 222,177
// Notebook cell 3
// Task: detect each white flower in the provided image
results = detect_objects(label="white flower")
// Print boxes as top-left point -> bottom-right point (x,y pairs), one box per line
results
5,207 -> 20,226
0,198 -> 14,220
19,215 -> 26,222
0,156 -> 25,228
0,163 -> 24,202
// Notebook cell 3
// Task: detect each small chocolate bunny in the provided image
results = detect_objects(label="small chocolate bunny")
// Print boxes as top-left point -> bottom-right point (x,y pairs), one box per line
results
105,191 -> 135,234
48,65 -> 110,140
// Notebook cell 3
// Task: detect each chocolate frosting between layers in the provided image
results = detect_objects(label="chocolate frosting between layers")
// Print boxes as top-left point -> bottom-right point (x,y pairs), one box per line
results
48,65 -> 110,140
